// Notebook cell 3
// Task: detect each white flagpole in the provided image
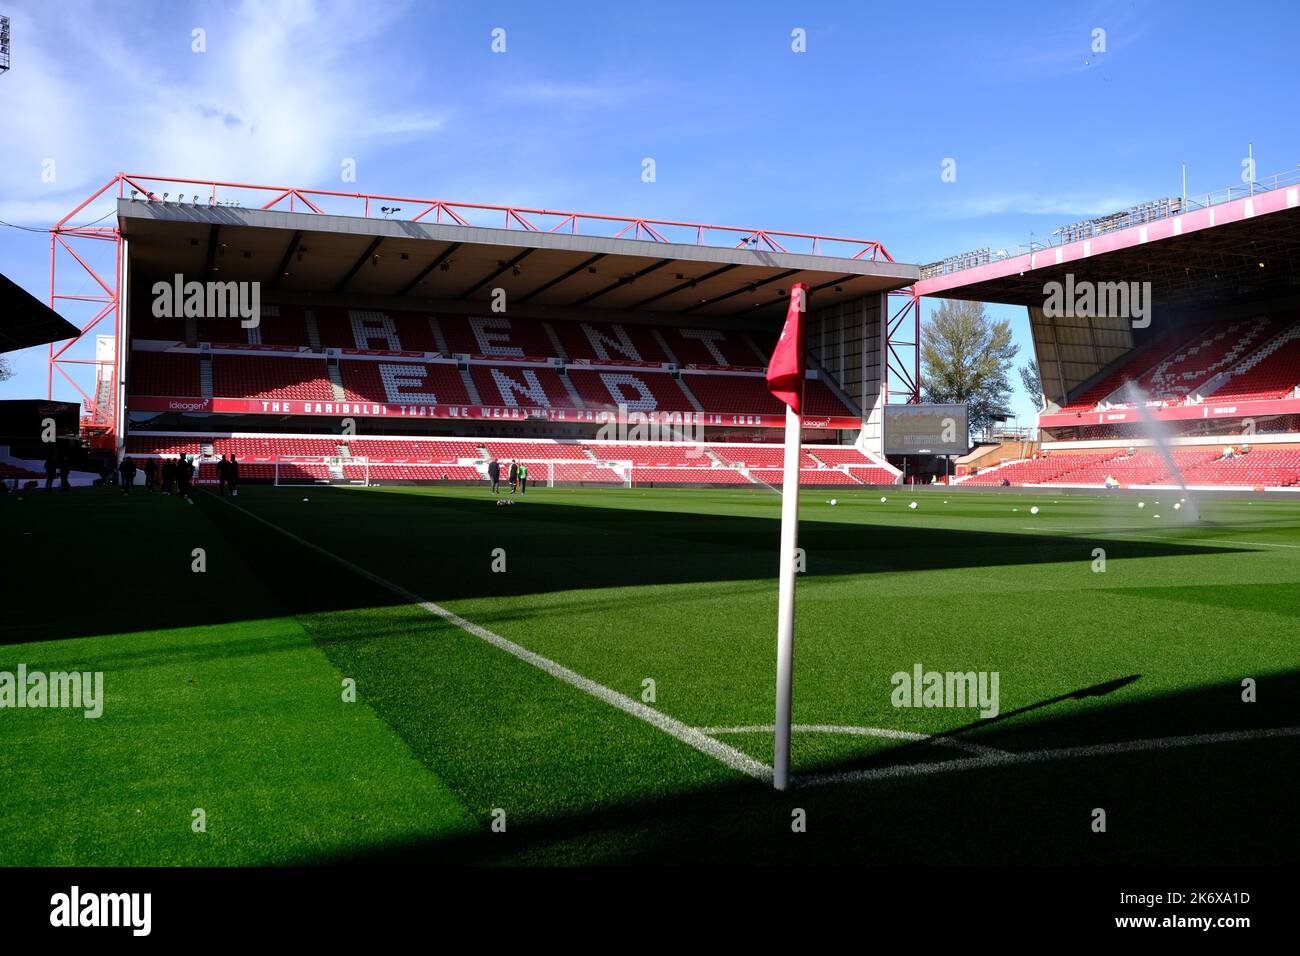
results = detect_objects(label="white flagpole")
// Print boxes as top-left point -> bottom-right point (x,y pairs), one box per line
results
773,399 -> 801,790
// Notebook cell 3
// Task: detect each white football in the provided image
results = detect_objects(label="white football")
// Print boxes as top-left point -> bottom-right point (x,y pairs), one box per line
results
1174,503 -> 1182,510
1030,506 -> 1040,515
880,496 -> 887,503
1138,502 -> 1145,509
908,501 -> 918,510
829,499 -> 838,506
302,498 -> 309,502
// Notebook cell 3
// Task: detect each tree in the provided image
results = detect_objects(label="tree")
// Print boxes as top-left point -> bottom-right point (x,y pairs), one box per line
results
920,299 -> 1018,433
1019,361 -> 1042,409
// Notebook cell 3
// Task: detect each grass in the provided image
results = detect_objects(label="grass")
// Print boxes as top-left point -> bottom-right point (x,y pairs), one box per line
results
2,481 -> 1298,865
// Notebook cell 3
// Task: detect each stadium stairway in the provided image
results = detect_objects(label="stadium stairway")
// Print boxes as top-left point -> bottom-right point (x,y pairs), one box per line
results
199,355 -> 214,398
459,367 -> 483,405
326,363 -> 346,402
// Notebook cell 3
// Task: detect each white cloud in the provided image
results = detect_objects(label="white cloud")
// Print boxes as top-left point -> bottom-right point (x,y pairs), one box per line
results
0,0 -> 446,224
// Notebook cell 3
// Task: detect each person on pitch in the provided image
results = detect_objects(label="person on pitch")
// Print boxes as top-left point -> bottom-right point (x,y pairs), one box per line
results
228,455 -> 239,496
118,455 -> 137,494
488,457 -> 501,494
508,459 -> 519,494
143,457 -> 157,492
176,455 -> 194,503
519,462 -> 528,494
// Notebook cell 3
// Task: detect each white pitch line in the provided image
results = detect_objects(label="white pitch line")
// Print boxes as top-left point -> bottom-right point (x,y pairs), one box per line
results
213,495 -> 773,784
699,724 -> 1006,756
801,726 -> 1300,788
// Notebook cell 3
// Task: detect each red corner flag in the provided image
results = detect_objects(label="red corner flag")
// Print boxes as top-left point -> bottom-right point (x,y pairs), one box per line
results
766,283 -> 809,414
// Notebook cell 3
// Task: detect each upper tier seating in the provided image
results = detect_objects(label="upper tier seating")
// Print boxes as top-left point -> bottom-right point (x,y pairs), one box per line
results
440,314 -> 558,359
339,361 -> 471,405
129,351 -> 201,396
1057,314 -> 1300,413
658,326 -> 763,367
682,373 -> 854,417
130,306 -> 859,420
567,368 -> 696,412
211,356 -> 333,402
1133,315 -> 1291,402
554,320 -> 670,364
470,364 -> 574,407
1206,324 -> 1300,403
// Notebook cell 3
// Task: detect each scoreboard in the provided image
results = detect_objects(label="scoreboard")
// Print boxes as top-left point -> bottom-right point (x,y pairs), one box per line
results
883,404 -> 969,455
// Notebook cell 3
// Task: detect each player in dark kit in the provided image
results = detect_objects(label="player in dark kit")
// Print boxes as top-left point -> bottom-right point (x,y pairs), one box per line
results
488,458 -> 501,494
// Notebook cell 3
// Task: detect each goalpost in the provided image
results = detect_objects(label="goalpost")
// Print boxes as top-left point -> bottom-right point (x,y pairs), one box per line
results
272,455 -> 370,487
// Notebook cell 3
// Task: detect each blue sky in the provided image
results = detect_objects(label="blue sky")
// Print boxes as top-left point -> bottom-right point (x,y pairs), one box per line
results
2,0 -> 1298,425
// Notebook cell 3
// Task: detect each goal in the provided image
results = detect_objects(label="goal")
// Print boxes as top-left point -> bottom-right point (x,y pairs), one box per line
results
272,456 -> 370,487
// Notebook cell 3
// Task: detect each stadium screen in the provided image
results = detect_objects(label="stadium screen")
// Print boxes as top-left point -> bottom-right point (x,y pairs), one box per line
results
882,404 -> 969,455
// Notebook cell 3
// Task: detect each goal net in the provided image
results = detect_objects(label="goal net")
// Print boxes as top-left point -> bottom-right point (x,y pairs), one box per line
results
272,456 -> 370,487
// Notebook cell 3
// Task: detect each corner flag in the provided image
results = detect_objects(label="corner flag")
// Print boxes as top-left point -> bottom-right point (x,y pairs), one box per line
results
767,282 -> 808,790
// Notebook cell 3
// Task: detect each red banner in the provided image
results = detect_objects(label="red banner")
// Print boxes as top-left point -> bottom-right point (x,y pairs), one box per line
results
126,395 -> 862,430
1040,396 -> 1300,428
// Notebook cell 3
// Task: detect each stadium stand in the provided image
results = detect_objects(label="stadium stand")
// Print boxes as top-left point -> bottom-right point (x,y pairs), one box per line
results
1055,314 -> 1300,413
1131,315 -> 1291,403
128,307 -> 860,421
1205,322 -> 1300,402
1181,449 -> 1300,486
960,448 -> 1300,487
129,351 -> 201,396
211,355 -> 335,402
470,364 -> 573,407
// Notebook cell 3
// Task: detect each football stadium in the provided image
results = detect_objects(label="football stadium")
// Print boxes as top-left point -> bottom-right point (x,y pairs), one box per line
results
0,1 -> 1296,936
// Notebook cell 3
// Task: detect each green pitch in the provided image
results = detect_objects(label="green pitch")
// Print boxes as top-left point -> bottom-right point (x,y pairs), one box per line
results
3,483 -> 1297,865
